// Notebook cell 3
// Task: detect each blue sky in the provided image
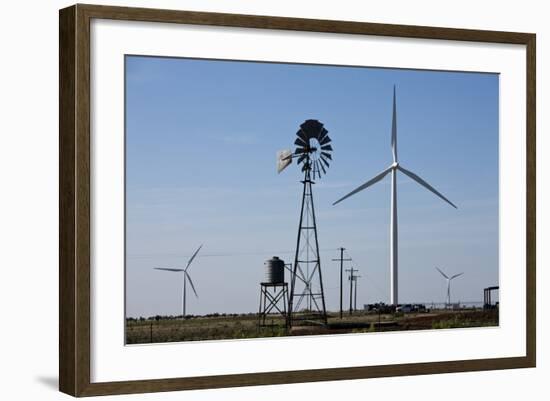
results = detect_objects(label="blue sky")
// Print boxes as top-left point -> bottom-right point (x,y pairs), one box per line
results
125,55 -> 499,318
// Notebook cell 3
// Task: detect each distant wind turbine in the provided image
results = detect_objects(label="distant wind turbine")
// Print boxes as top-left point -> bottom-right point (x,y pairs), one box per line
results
435,267 -> 464,307
333,86 -> 457,305
154,244 -> 203,318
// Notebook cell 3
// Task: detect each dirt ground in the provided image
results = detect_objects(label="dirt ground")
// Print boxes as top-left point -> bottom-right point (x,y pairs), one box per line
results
126,309 -> 499,344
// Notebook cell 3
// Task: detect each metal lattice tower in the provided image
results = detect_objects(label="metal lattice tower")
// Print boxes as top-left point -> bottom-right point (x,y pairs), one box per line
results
288,163 -> 327,325
276,119 -> 332,326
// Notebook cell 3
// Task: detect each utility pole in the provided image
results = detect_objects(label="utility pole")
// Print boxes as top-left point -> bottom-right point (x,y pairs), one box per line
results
353,275 -> 361,312
332,248 -> 352,319
346,267 -> 358,315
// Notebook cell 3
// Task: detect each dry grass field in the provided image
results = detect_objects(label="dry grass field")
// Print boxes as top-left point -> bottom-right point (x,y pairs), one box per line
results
125,309 -> 498,344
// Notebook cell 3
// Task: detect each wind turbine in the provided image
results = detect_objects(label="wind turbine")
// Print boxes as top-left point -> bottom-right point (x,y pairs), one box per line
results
435,267 -> 464,307
154,244 -> 203,318
333,86 -> 457,305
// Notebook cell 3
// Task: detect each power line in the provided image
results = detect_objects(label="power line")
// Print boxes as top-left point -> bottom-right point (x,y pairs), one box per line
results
128,248 -> 341,259
342,248 -> 387,302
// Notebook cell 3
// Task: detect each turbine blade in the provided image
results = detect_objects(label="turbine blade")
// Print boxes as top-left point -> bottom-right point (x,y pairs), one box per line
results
398,165 -> 457,209
450,272 -> 464,280
321,144 -> 333,151
333,166 -> 392,205
321,152 -> 332,160
320,157 -> 330,168
185,244 -> 203,271
294,137 -> 306,147
297,154 -> 307,165
320,135 -> 331,145
391,85 -> 398,163
435,267 -> 449,279
185,271 -> 198,298
154,268 -> 184,272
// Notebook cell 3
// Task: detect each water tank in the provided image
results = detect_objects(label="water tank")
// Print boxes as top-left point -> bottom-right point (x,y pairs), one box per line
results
264,256 -> 285,284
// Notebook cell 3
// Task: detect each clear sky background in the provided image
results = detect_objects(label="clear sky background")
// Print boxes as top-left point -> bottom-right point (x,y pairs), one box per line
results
125,55 -> 499,318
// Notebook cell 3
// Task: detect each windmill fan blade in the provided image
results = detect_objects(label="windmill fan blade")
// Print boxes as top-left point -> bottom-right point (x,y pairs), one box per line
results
185,272 -> 198,298
319,161 -> 326,175
435,267 -> 449,279
321,144 -> 333,151
294,148 -> 307,154
297,154 -> 307,165
320,135 -> 331,145
397,165 -> 458,209
320,157 -> 330,168
294,137 -> 307,147
300,119 -> 324,140
154,267 -> 184,272
333,166 -> 392,205
321,152 -> 332,160
185,244 -> 203,271
318,128 -> 329,142
451,272 -> 464,280
297,129 -> 308,143
316,161 -> 321,178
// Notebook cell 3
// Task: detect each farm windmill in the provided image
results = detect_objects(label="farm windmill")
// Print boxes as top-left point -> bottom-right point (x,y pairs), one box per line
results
154,244 -> 203,318
333,86 -> 457,305
435,267 -> 464,307
277,119 -> 332,326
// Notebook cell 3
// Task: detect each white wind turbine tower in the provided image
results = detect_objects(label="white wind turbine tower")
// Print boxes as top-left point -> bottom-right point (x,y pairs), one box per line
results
435,267 -> 464,307
333,86 -> 457,305
154,244 -> 203,318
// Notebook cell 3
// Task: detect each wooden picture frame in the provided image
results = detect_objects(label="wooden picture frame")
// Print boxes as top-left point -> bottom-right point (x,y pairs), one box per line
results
59,3 -> 536,397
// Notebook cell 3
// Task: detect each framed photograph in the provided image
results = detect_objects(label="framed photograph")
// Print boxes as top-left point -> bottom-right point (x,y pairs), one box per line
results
59,4 -> 536,397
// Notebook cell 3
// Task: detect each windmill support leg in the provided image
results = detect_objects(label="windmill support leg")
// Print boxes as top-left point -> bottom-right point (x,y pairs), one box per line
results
288,172 -> 308,327
308,178 -> 328,325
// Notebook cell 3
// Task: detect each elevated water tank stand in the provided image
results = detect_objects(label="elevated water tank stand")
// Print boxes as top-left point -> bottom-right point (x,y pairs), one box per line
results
258,282 -> 289,328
